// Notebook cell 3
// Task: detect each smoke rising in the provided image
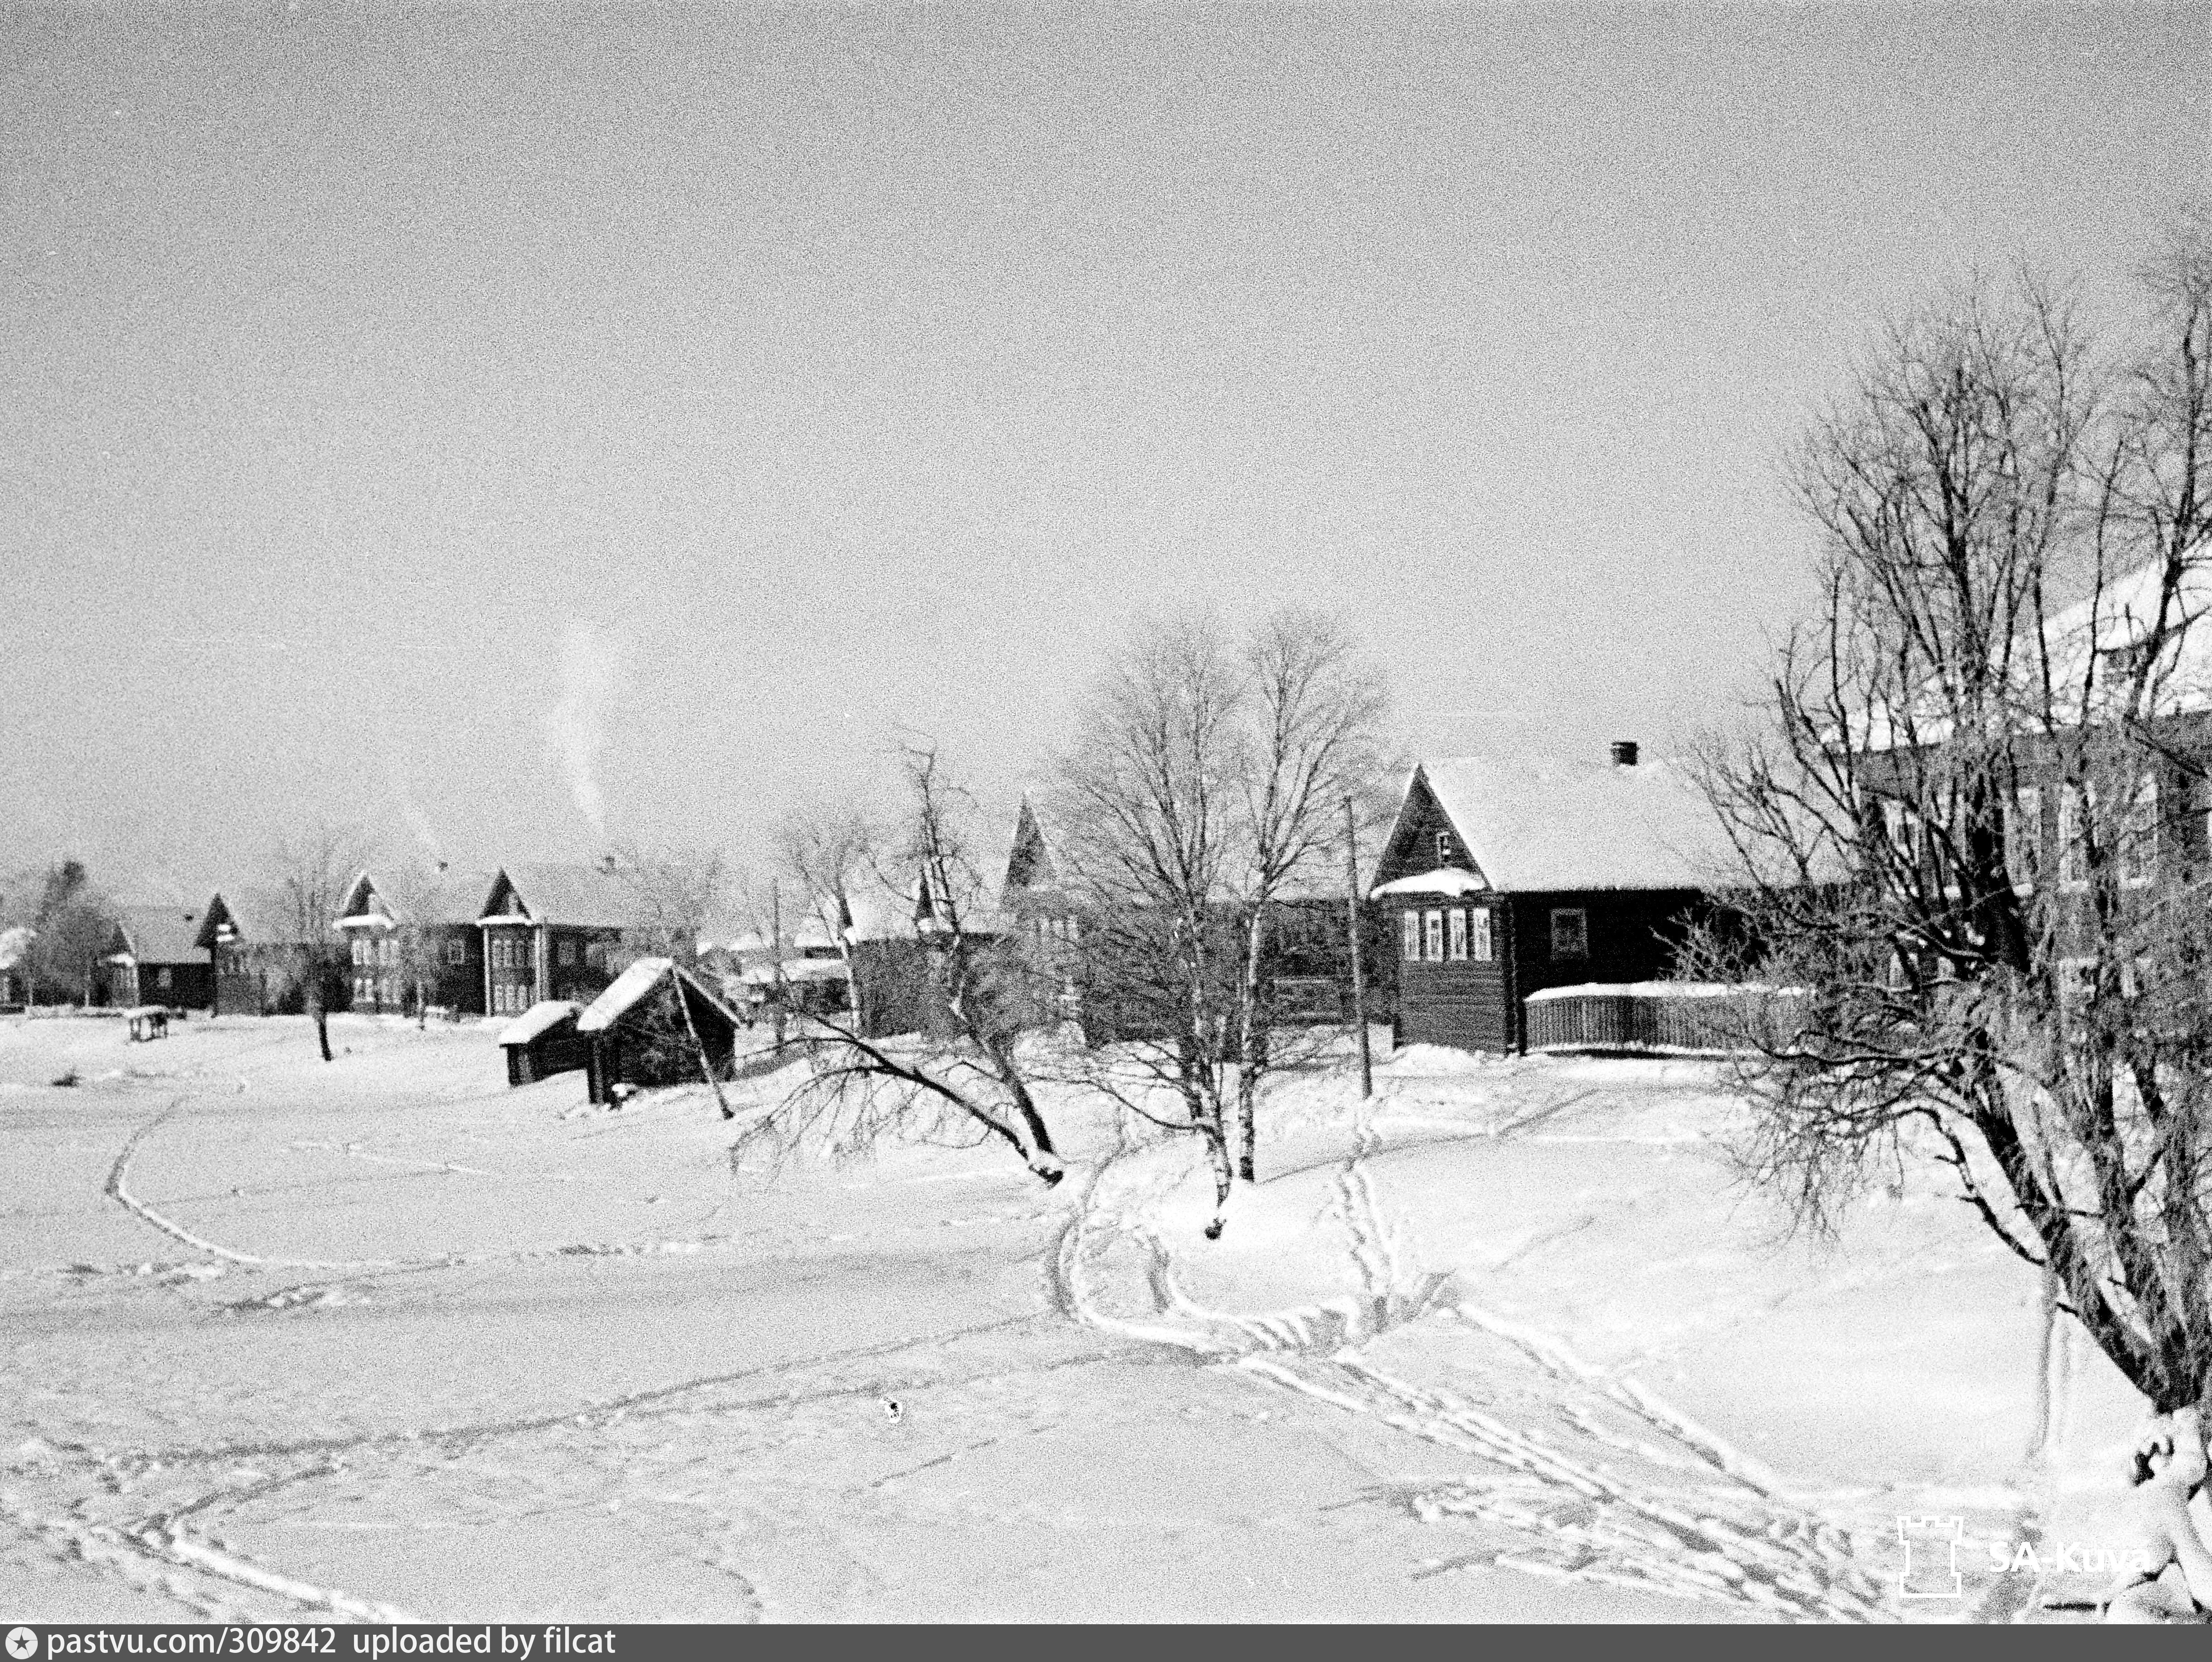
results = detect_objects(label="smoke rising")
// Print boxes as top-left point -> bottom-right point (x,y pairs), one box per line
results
546,622 -> 622,840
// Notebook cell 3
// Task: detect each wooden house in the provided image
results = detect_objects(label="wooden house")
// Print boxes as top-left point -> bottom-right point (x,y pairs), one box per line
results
498,1000 -> 587,1086
996,795 -> 1377,1040
476,863 -> 630,1017
335,867 -> 494,1016
1369,746 -> 1739,1055
194,888 -> 320,1017
576,957 -> 748,1105
102,905 -> 214,1012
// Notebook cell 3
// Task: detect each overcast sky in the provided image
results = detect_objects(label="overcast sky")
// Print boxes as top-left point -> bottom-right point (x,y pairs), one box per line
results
2,3 -> 2206,901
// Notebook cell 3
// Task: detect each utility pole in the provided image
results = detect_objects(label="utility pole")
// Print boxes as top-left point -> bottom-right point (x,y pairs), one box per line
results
770,881 -> 788,1049
1344,795 -> 1372,1100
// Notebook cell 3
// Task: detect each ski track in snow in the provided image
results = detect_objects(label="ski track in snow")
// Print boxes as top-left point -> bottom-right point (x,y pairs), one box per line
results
32,1051 -> 1914,1621
1053,1098 -> 1899,1623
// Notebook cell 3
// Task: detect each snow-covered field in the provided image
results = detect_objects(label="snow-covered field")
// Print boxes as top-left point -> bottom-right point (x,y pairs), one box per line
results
0,1013 -> 2158,1622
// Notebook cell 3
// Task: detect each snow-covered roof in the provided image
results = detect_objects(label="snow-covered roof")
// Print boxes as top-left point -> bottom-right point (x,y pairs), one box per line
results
738,957 -> 851,985
1402,756 -> 1739,894
343,868 -> 501,929
575,958 -> 746,1036
483,864 -> 630,930
112,904 -> 206,964
195,886 -> 310,949
498,999 -> 580,1046
1370,869 -> 1488,900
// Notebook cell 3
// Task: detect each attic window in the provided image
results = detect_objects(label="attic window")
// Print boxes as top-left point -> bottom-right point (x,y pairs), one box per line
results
1435,829 -> 1459,866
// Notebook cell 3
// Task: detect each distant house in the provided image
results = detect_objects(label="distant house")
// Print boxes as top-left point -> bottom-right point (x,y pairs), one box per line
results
477,863 -> 629,1017
335,867 -> 495,1016
103,905 -> 214,1011
1368,744 -> 1739,1055
194,888 -> 318,1017
995,795 -> 1374,1040
576,957 -> 748,1105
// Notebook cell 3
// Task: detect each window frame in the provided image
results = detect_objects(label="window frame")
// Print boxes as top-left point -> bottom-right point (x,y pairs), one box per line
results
1470,907 -> 1494,962
1549,907 -> 1589,961
1447,908 -> 1468,961
1401,911 -> 1421,962
1423,909 -> 1444,962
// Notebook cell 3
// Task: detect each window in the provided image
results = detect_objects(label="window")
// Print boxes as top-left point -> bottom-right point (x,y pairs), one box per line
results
1550,908 -> 1588,960
1401,912 -> 1421,962
1470,908 -> 1494,962
1447,909 -> 1468,961
379,936 -> 397,966
558,939 -> 578,967
156,967 -> 172,990
1435,828 -> 1459,866
1423,910 -> 1444,961
2121,779 -> 2157,887
350,936 -> 367,967
2058,787 -> 2089,889
2005,787 -> 2042,891
446,938 -> 466,966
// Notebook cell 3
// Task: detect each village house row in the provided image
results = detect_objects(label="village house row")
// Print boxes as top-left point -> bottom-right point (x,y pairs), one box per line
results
61,740 -> 1770,1060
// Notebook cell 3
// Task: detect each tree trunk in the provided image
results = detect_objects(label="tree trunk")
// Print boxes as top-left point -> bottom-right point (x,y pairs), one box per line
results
1201,1122 -> 1234,1239
315,1008 -> 332,1062
1236,906 -> 1266,1183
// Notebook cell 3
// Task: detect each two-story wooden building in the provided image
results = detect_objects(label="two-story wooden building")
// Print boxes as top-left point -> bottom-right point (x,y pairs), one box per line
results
194,888 -> 317,1017
335,867 -> 495,1016
477,863 -> 630,1016
1369,745 -> 1739,1054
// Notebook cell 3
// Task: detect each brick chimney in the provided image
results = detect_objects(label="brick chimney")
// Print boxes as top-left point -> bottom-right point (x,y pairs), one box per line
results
1610,740 -> 1639,768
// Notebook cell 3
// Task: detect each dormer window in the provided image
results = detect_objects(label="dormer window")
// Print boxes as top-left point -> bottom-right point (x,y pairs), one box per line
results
1435,828 -> 1459,866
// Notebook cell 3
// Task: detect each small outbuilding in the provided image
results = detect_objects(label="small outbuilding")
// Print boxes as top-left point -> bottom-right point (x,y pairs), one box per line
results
576,957 -> 748,1106
497,999 -> 586,1086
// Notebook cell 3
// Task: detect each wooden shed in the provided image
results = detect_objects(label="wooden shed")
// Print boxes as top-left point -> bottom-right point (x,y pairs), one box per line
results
576,957 -> 748,1105
1369,746 -> 1740,1055
497,999 -> 586,1086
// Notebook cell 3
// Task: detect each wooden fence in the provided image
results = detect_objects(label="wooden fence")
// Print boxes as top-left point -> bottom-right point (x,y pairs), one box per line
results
1523,984 -> 1804,1056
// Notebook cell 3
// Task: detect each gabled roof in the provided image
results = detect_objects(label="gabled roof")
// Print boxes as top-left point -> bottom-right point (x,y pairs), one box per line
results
481,864 -> 629,930
1386,755 -> 1738,894
111,904 -> 206,964
342,868 -> 500,929
194,886 -> 312,950
575,957 -> 746,1035
498,999 -> 580,1046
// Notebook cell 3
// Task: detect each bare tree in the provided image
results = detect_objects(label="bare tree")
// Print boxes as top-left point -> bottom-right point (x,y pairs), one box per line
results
1687,224 -> 2212,1413
268,823 -> 371,1063
609,840 -> 732,968
1053,616 -> 1248,1232
373,863 -> 465,1027
740,746 -> 1065,1185
773,802 -> 877,1033
1230,608 -> 1393,1178
1049,610 -> 1392,1232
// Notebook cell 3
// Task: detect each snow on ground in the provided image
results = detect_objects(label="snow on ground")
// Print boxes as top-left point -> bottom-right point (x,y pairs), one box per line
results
0,1013 -> 2158,1622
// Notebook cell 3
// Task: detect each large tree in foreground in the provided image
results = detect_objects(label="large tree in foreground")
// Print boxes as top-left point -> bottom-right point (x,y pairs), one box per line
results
1688,215 -> 2212,1412
1050,608 -> 1391,1233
